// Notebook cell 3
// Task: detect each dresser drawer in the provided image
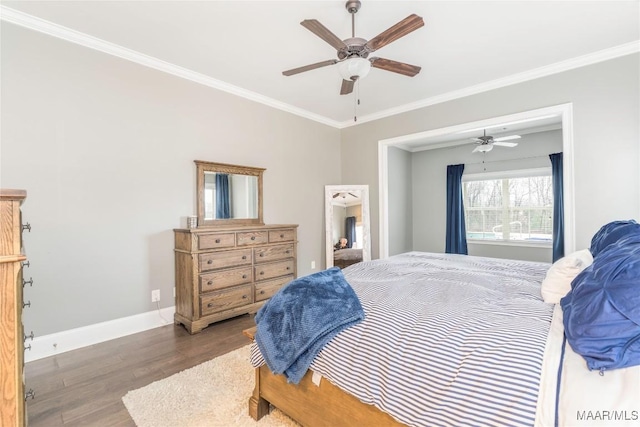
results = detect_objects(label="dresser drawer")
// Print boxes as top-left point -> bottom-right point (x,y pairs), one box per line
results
255,275 -> 293,302
200,267 -> 252,292
199,249 -> 252,272
201,285 -> 252,316
255,259 -> 295,281
237,231 -> 268,246
269,229 -> 295,243
198,233 -> 235,250
254,244 -> 294,264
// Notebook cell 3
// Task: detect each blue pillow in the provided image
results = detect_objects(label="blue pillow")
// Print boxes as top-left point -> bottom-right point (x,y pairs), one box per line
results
589,219 -> 640,257
561,233 -> 640,372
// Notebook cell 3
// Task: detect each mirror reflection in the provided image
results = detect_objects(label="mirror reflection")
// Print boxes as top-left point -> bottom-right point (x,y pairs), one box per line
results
204,172 -> 258,220
196,160 -> 264,227
325,185 -> 371,269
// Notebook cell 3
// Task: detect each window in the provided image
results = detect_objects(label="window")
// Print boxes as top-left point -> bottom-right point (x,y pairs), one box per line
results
463,168 -> 553,244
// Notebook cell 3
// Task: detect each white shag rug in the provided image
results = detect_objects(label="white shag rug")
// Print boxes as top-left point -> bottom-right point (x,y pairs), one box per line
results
122,345 -> 298,427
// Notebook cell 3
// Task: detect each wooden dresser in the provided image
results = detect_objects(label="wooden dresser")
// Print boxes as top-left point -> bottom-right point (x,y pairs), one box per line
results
0,189 -> 31,426
174,224 -> 298,334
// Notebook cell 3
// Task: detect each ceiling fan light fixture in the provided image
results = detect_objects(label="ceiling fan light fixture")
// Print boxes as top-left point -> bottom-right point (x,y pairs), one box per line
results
337,57 -> 371,81
475,144 -> 494,153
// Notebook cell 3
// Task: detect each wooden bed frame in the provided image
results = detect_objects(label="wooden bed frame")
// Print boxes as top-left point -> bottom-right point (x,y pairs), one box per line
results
244,327 -> 402,426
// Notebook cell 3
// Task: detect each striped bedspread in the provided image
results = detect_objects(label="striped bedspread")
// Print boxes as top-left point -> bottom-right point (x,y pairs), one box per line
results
251,252 -> 554,427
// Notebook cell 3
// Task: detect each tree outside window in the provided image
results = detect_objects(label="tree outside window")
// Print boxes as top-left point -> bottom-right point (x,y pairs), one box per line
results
463,173 -> 553,243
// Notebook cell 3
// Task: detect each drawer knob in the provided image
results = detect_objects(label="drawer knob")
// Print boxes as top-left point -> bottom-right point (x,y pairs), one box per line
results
251,236 -> 256,241
259,253 -> 264,257
286,267 -> 291,270
22,261 -> 30,269
24,331 -> 34,342
242,275 -> 247,279
286,250 -> 290,254
207,281 -> 213,285
23,277 -> 33,288
207,260 -> 213,264
207,303 -> 214,308
259,271 -> 264,275
215,239 -> 221,244
23,300 -> 31,309
22,223 -> 31,232
260,290 -> 265,295
242,255 -> 247,260
24,389 -> 35,401
242,295 -> 248,299
280,234 -> 284,238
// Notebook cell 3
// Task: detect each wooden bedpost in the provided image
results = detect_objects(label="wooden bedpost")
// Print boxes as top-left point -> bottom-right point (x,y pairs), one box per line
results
244,326 -> 270,420
249,367 -> 270,420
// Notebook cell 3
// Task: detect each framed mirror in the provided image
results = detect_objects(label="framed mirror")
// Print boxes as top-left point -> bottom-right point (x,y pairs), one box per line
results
325,185 -> 371,269
196,160 -> 265,227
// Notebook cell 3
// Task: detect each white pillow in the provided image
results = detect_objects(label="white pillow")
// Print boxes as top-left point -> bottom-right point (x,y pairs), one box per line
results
541,249 -> 594,304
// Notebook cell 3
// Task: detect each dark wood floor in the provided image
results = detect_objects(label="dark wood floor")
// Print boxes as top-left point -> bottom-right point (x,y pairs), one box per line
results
25,314 -> 256,426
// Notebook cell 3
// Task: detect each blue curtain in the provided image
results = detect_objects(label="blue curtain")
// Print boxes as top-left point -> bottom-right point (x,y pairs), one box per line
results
345,216 -> 356,249
549,152 -> 564,262
215,173 -> 230,219
445,164 -> 468,255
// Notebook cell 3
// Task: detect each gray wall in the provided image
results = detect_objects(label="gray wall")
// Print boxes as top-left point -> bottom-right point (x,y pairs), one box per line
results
406,129 -> 562,262
332,205 -> 346,244
388,146 -> 413,255
1,24 -> 341,335
341,54 -> 640,259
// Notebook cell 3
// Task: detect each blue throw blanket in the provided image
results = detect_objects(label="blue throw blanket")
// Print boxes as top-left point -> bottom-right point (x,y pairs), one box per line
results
254,267 -> 364,384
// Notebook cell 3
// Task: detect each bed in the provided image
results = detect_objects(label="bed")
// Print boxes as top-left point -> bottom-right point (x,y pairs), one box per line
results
332,247 -> 363,269
248,251 -> 640,427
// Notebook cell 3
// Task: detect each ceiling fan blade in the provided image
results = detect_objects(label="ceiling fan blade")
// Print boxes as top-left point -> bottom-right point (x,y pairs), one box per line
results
282,59 -> 338,76
470,138 -> 483,143
370,57 -> 421,77
333,193 -> 340,198
348,193 -> 357,198
472,146 -> 483,153
340,79 -> 355,95
365,14 -> 424,52
301,19 -> 348,51
493,141 -> 519,147
493,135 -> 521,142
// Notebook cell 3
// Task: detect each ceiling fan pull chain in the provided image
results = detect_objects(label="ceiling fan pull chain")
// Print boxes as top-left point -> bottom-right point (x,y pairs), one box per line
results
354,79 -> 361,122
353,93 -> 357,122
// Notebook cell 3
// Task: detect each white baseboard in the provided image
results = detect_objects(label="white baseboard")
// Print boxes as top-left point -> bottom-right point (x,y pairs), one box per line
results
25,306 -> 176,363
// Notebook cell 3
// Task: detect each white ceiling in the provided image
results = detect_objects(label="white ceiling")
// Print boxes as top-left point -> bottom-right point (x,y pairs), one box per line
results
2,1 -> 639,127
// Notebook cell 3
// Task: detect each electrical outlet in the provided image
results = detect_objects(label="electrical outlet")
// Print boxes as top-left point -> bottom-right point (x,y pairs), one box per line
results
311,261 -> 316,269
151,289 -> 160,302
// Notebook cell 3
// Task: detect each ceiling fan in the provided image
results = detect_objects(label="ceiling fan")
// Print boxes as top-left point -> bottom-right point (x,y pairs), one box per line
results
282,1 -> 424,95
471,130 -> 521,153
333,192 -> 358,199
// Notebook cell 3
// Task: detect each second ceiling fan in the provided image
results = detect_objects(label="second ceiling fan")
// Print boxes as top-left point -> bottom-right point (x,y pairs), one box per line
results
283,1 -> 424,95
471,130 -> 521,153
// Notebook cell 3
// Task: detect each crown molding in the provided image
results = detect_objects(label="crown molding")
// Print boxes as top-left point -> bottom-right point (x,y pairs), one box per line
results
0,5 -> 342,128
2,6 -> 637,130
338,40 -> 640,129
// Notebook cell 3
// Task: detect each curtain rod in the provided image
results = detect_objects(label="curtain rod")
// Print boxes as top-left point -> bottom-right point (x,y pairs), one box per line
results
464,154 -> 553,166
